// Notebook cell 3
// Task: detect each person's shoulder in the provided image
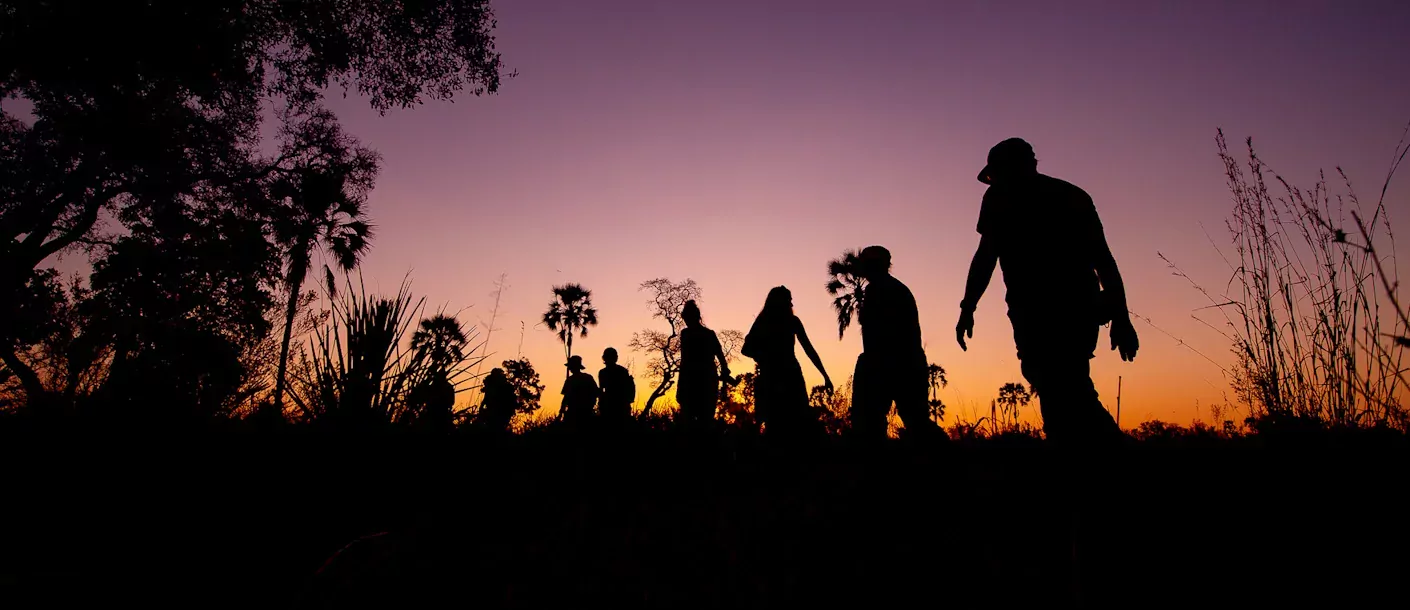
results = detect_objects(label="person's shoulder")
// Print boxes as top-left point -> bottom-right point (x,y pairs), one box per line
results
1041,174 -> 1093,202
890,275 -> 916,297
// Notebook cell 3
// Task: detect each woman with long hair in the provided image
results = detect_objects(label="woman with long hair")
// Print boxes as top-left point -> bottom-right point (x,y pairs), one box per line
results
677,300 -> 729,426
741,286 -> 833,437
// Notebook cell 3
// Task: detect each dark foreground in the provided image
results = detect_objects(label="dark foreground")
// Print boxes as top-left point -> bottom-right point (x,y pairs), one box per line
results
2,426 -> 1405,608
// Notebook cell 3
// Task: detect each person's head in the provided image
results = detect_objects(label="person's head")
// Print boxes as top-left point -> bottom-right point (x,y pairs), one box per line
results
486,367 -> 506,384
977,138 -> 1037,185
761,286 -> 793,319
566,355 -> 585,372
682,300 -> 702,327
602,347 -> 619,365
858,245 -> 892,279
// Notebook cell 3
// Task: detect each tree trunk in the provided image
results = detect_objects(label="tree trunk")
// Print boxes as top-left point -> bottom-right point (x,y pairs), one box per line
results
272,256 -> 308,414
640,328 -> 678,418
0,345 -> 46,405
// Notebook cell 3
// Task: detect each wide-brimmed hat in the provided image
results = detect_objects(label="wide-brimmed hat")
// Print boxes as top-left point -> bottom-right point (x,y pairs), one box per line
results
566,355 -> 585,371
978,138 -> 1035,185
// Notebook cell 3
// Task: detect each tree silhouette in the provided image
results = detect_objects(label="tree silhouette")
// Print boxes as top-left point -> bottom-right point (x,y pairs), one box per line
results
269,112 -> 379,415
825,249 -> 868,339
1,1 -> 507,404
542,284 -> 598,364
407,313 -> 473,426
810,377 -> 853,435
291,275 -> 431,428
630,278 -> 701,416
927,363 -> 948,423
412,315 -> 470,375
0,201 -> 281,418
719,330 -> 747,366
502,357 -> 545,416
994,382 -> 1032,432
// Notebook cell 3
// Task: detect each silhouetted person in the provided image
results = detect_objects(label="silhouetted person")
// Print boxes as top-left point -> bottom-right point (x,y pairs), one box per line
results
742,286 -> 833,438
560,355 -> 598,426
850,246 -> 944,442
956,138 -> 1138,446
410,376 -> 455,431
677,300 -> 729,427
477,367 -> 516,433
598,347 -> 635,422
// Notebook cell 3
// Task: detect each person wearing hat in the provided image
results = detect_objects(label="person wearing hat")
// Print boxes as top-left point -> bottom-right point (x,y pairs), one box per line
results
849,245 -> 945,442
559,355 -> 598,425
956,138 -> 1138,446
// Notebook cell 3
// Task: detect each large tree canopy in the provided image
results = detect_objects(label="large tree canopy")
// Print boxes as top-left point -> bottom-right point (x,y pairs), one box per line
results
0,0 -> 507,405
0,0 -> 504,269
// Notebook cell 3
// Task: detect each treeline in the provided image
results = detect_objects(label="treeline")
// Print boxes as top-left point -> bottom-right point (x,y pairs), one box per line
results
0,0 -> 508,425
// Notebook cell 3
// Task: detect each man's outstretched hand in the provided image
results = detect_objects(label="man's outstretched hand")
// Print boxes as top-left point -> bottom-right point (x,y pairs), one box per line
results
1111,317 -> 1139,362
956,309 -> 975,351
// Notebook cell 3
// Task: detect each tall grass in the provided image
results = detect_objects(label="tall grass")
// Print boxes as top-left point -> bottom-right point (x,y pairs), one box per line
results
1163,130 -> 1407,429
289,275 -> 482,428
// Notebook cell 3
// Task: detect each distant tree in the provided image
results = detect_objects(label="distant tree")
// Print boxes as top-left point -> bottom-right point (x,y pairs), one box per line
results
825,249 -> 868,339
810,376 -> 853,435
994,382 -> 1032,432
542,283 -> 598,364
927,362 -> 948,423
413,315 -> 471,375
718,369 -> 757,429
630,278 -> 700,416
407,313 -> 473,427
1,0 -> 508,405
719,329 -> 746,368
502,357 -> 545,416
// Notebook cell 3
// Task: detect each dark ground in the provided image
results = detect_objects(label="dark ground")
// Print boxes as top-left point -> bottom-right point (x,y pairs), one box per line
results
1,425 -> 1405,608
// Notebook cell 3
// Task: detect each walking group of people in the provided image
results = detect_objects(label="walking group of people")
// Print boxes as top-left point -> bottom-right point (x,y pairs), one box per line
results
496,139 -> 1142,445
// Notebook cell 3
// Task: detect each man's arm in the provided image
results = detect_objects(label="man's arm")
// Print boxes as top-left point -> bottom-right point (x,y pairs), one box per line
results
1094,239 -> 1128,317
957,235 -> 998,351
1092,218 -> 1139,361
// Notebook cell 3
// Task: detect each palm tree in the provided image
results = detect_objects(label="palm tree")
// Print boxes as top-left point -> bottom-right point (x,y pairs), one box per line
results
411,314 -> 469,376
927,363 -> 948,423
825,249 -> 867,339
994,382 -> 1032,432
542,283 -> 599,363
270,169 -> 373,413
409,313 -> 469,428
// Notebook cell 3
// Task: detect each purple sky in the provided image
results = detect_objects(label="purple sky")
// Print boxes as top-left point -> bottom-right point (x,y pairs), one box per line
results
40,0 -> 1410,423
320,0 -> 1410,424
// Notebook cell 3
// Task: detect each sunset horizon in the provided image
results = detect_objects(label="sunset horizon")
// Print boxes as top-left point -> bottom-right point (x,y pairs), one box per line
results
224,0 -> 1408,427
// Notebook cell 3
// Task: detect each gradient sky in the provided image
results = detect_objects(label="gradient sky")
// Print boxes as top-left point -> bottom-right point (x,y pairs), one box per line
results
45,0 -> 1410,424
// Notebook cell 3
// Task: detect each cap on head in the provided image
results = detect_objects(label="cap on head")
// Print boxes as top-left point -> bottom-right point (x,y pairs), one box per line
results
978,138 -> 1036,185
566,355 -> 585,371
859,245 -> 892,275
602,347 -> 618,363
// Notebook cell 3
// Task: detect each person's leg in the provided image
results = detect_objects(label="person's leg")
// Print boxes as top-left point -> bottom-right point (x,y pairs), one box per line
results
704,386 -> 720,423
678,384 -> 708,427
893,363 -> 943,441
1024,355 -> 1119,446
848,353 -> 887,441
